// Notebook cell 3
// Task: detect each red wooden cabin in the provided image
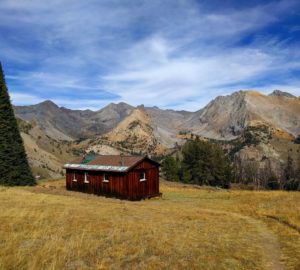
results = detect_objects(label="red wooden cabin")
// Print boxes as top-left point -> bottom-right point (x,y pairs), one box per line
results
64,155 -> 160,201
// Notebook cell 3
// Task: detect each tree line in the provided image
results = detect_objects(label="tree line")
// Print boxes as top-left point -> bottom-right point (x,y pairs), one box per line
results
234,154 -> 300,190
162,139 -> 232,188
162,138 -> 300,190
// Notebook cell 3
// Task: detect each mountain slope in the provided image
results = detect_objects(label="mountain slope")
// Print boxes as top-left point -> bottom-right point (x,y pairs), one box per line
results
145,106 -> 192,148
15,90 -> 299,144
14,89 -> 300,179
269,90 -> 296,98
88,108 -> 166,155
185,91 -> 300,140
14,101 -> 134,140
17,117 -> 76,178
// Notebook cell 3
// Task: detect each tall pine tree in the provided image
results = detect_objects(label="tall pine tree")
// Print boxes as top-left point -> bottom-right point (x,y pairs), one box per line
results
162,156 -> 179,181
0,62 -> 35,185
181,139 -> 232,188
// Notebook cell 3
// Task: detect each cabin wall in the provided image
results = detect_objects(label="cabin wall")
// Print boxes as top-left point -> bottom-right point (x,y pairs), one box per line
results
66,160 -> 159,200
127,160 -> 160,200
66,169 -> 128,198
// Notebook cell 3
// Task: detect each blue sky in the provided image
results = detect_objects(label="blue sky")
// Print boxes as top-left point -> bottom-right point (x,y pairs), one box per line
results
1,0 -> 300,111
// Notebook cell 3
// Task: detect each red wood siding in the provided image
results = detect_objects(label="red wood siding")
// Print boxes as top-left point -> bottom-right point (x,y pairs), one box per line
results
127,160 -> 159,200
65,159 -> 160,200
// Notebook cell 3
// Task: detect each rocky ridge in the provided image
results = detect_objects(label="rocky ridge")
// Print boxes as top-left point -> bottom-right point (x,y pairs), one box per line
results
14,90 -> 300,178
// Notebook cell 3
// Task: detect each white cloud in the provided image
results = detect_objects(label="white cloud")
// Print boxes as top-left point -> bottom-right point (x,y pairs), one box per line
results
101,39 -> 290,110
51,98 -> 114,111
1,0 -> 299,110
10,93 -> 44,105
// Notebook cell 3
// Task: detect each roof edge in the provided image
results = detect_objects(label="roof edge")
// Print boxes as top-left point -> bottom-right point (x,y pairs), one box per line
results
64,163 -> 129,172
126,155 -> 161,171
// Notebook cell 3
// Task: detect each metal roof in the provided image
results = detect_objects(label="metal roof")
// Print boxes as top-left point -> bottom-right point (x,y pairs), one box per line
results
63,163 -> 129,172
64,155 -> 160,172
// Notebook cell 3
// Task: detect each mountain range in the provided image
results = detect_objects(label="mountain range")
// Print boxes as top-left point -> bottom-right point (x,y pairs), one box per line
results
13,89 -> 300,179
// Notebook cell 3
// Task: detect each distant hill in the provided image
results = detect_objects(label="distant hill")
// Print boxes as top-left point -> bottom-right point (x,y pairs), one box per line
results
14,101 -> 134,141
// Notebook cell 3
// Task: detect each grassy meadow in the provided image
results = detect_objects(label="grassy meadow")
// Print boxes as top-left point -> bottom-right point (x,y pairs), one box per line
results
0,180 -> 299,270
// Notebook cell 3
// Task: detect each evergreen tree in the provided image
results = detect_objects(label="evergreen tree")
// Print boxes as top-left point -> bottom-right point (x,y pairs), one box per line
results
181,140 -> 232,188
162,156 -> 179,181
284,154 -> 294,181
283,154 -> 298,190
0,62 -> 35,186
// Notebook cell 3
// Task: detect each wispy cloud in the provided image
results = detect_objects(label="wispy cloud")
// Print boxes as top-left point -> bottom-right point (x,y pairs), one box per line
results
0,0 -> 299,110
10,93 -> 44,105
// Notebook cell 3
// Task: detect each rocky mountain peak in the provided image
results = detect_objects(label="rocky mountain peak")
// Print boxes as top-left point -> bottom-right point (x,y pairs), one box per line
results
14,89 -> 300,144
184,89 -> 300,140
38,100 -> 59,108
269,90 -> 295,98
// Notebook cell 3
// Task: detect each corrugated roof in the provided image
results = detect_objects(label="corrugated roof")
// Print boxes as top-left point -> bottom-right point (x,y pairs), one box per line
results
64,163 -> 129,172
64,155 -> 147,172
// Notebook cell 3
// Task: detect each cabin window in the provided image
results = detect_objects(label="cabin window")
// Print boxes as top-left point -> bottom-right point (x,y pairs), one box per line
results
73,172 -> 77,182
84,172 -> 89,183
103,173 -> 109,182
140,171 -> 146,181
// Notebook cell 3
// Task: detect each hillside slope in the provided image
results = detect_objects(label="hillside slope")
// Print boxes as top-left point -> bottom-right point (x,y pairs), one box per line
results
14,101 -> 134,140
145,107 -> 192,148
88,108 -> 166,155
17,118 -> 78,179
185,90 -> 300,140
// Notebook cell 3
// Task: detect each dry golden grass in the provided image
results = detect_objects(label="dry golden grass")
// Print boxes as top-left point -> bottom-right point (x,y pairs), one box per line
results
0,180 -> 299,270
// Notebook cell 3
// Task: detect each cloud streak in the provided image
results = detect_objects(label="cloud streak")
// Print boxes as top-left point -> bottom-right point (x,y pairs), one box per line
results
0,0 -> 299,110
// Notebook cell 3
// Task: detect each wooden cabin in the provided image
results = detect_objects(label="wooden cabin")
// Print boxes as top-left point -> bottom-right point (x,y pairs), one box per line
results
64,155 -> 161,201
